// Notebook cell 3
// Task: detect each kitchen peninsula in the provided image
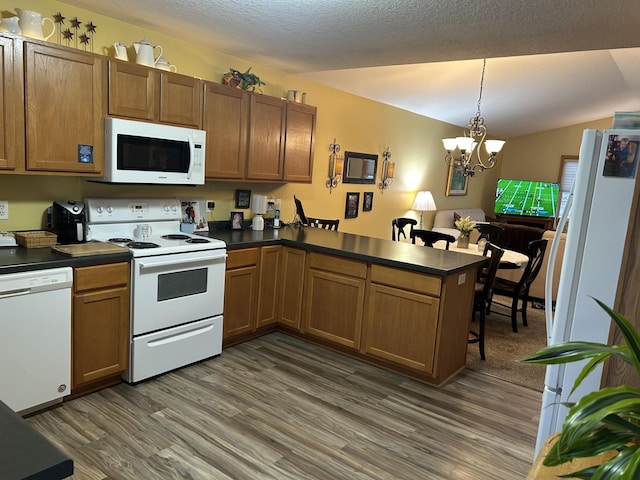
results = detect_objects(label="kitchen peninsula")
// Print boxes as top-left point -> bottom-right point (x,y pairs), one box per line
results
0,226 -> 485,388
209,226 -> 486,387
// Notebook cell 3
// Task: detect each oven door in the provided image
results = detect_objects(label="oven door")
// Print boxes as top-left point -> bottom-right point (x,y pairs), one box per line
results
132,249 -> 226,335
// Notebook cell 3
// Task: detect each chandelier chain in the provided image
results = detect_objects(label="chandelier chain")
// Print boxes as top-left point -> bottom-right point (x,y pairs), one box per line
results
476,58 -> 486,118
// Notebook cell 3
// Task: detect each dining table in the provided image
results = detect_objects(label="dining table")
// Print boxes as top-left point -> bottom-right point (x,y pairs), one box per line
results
433,240 -> 529,268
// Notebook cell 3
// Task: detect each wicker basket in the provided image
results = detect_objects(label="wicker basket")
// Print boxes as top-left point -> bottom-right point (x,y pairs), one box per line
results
15,231 -> 58,248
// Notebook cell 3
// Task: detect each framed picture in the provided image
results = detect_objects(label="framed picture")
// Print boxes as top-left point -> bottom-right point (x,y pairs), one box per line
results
235,189 -> 251,209
445,163 -> 469,196
343,151 -> 378,184
230,211 -> 244,230
362,191 -> 373,212
345,192 -> 360,219
179,198 -> 208,231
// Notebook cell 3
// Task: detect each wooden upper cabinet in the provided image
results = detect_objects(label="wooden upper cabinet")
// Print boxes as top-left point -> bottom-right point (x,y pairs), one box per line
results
0,35 -> 22,171
24,41 -> 104,174
202,81 -> 248,179
108,60 -> 202,127
283,102 -> 316,183
246,93 -> 285,181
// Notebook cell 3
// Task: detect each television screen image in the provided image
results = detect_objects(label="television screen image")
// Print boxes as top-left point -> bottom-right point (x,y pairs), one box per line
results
494,179 -> 560,218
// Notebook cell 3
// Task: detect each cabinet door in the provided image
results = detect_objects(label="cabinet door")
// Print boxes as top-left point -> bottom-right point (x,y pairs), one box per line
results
224,266 -> 258,338
159,72 -> 202,127
278,247 -> 306,329
108,60 -> 156,121
303,269 -> 366,349
0,35 -> 22,170
73,285 -> 129,387
283,102 -> 316,183
256,245 -> 281,328
246,94 -> 285,181
24,42 -> 104,174
202,81 -> 248,179
363,284 -> 439,374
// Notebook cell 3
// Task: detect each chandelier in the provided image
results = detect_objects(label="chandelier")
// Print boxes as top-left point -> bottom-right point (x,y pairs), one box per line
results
442,59 -> 505,177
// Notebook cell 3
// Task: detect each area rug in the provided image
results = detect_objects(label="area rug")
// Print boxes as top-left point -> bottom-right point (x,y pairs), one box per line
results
465,296 -> 548,391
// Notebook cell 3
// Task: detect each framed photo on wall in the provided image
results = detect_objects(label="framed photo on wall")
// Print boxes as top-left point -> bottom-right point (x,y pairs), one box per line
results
445,163 -> 468,196
345,192 -> 360,218
235,189 -> 251,209
362,191 -> 373,212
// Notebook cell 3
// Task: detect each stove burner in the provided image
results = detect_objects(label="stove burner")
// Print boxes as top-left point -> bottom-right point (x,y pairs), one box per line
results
127,241 -> 160,249
186,238 -> 211,244
162,234 -> 191,240
109,237 -> 133,243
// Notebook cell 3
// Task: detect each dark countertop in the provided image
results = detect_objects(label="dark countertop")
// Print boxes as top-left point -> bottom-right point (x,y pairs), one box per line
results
0,227 -> 485,276
0,400 -> 73,479
0,245 -> 132,275
204,226 -> 487,276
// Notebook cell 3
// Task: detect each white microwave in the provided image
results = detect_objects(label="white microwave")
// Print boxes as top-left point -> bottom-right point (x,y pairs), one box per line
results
95,118 -> 206,185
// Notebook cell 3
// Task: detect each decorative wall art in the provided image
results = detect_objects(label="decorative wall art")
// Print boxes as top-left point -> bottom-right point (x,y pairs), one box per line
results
345,192 -> 360,219
362,191 -> 373,212
235,189 -> 251,209
343,151 -> 378,184
52,12 -> 97,51
445,163 -> 469,196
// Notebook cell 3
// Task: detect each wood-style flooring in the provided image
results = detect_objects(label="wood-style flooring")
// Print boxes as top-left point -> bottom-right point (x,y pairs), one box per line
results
28,332 -> 541,479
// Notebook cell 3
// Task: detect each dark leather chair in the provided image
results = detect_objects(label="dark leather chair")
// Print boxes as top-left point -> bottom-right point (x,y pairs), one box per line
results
490,238 -> 548,332
410,229 -> 456,249
307,217 -> 339,231
475,223 -> 505,245
391,217 -> 417,241
469,242 -> 505,360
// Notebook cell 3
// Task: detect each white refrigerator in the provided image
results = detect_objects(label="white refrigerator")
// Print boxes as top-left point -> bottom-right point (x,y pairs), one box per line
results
535,128 -> 640,456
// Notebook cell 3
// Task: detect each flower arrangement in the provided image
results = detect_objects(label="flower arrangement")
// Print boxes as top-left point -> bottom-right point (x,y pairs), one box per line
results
454,216 -> 476,237
222,67 -> 265,93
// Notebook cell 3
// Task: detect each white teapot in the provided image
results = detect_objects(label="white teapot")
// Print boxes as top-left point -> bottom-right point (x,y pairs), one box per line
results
133,37 -> 163,67
16,9 -> 55,41
0,16 -> 21,35
155,56 -> 177,72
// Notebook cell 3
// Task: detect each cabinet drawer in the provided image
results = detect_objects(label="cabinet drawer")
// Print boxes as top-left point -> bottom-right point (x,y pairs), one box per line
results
370,264 -> 441,297
226,248 -> 259,269
308,252 -> 367,279
74,262 -> 130,293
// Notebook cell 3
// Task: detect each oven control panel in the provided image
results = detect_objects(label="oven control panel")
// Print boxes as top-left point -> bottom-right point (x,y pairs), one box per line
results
85,198 -> 181,223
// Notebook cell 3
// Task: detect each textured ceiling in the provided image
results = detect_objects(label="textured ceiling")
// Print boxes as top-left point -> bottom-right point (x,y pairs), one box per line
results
62,0 -> 640,137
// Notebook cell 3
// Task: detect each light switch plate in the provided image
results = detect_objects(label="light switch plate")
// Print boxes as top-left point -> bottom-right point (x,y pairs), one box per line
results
0,201 -> 8,220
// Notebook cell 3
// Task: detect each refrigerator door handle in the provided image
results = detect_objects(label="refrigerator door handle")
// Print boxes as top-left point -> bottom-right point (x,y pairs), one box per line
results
545,182 -> 574,343
544,385 -> 563,395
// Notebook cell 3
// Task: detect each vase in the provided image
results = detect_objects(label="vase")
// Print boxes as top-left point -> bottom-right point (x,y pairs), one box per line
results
457,235 -> 469,248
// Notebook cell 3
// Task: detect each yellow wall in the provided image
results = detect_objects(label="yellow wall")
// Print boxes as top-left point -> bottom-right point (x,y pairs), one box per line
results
0,0 -> 618,239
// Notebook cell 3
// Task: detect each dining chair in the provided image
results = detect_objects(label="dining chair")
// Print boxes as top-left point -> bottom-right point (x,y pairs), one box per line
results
475,223 -> 505,245
489,238 -> 548,332
410,229 -> 456,249
469,242 -> 505,360
391,217 -> 417,241
306,217 -> 339,231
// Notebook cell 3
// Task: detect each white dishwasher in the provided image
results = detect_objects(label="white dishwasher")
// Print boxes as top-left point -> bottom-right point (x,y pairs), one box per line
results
0,267 -> 73,414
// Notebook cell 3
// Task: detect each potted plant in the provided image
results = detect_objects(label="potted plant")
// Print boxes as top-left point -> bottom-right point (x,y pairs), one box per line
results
522,298 -> 640,478
454,215 -> 476,248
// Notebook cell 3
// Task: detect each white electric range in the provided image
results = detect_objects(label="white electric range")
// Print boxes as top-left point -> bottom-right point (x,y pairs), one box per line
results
85,198 -> 227,383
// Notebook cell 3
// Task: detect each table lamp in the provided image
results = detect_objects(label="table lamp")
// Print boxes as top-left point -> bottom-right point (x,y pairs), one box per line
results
411,191 -> 437,228
251,194 -> 268,231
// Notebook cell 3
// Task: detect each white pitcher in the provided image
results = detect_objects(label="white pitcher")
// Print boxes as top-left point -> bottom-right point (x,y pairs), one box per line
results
16,9 -> 55,41
133,37 -> 163,67
0,16 -> 21,35
113,41 -> 128,61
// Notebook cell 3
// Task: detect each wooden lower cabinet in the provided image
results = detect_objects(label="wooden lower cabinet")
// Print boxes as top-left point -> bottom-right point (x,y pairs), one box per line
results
302,252 -> 367,349
72,262 -> 130,393
256,245 -> 281,328
278,247 -> 306,329
224,248 -> 259,339
363,266 -> 441,374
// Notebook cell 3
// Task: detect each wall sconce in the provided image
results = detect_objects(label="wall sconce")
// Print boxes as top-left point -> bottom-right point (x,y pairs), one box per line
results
378,146 -> 395,193
411,191 -> 437,228
326,138 -> 344,194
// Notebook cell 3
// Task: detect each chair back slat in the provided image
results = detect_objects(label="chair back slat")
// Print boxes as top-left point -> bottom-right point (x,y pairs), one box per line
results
392,217 -> 417,241
410,229 -> 456,250
307,217 -> 339,231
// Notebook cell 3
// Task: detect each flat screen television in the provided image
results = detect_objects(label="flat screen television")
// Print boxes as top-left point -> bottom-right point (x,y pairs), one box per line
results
494,178 -> 560,218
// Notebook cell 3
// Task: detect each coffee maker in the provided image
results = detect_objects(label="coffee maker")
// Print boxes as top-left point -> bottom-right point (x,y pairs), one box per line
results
51,200 -> 87,244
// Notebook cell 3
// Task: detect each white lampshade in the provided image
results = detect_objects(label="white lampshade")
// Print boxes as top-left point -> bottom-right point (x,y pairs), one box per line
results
412,191 -> 437,212
251,194 -> 268,215
484,139 -> 506,154
442,138 -> 458,151
455,136 -> 475,152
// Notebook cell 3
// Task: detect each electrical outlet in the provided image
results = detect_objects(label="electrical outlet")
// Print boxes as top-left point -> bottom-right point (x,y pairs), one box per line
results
0,201 -> 8,220
206,200 -> 215,212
